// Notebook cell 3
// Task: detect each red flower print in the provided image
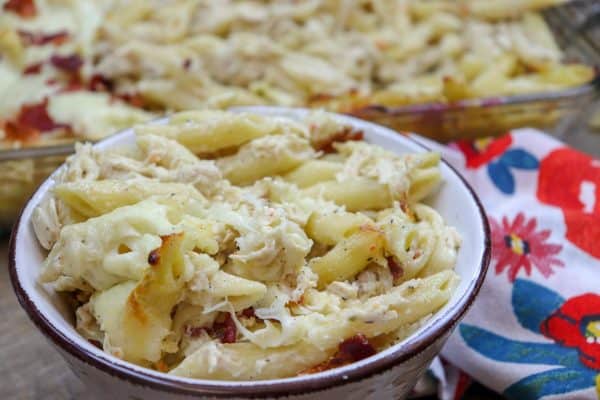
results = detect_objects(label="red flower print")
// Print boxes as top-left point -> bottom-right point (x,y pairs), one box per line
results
541,294 -> 600,370
456,135 -> 512,169
538,148 -> 600,259
490,213 -> 564,282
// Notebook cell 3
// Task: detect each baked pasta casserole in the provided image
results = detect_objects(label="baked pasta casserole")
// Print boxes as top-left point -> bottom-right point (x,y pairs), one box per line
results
32,110 -> 461,379
0,0 -> 595,223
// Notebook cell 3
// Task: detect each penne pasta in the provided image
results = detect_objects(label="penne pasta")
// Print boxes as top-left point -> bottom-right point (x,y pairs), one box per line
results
305,211 -> 372,246
310,226 -> 384,287
171,271 -> 459,379
136,111 -> 279,154
409,167 -> 443,202
217,134 -> 316,185
120,233 -> 188,363
284,160 -> 343,188
55,179 -> 205,218
35,111 -> 462,380
305,178 -> 393,212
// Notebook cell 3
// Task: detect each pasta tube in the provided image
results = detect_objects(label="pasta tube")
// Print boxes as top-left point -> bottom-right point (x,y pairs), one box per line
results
310,226 -> 384,287
305,178 -> 393,212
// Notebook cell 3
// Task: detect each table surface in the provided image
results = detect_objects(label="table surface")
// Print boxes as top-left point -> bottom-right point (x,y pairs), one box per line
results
1,116 -> 598,400
0,242 -> 86,399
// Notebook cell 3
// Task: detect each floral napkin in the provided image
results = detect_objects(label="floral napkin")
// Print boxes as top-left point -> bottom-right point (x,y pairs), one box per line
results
414,130 -> 600,400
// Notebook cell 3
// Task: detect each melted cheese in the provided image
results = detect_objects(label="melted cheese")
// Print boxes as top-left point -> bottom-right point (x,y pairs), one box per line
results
48,92 -> 153,140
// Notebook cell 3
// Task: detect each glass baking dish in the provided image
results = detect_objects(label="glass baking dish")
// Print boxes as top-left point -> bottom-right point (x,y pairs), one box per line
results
0,0 -> 599,230
348,0 -> 600,141
0,141 -> 80,230
350,78 -> 599,141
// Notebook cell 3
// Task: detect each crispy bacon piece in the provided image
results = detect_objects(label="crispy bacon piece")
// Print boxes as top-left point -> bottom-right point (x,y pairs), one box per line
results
59,79 -> 84,93
3,99 -> 69,141
50,54 -> 83,74
239,307 -> 256,319
3,121 -> 39,142
3,0 -> 36,18
387,256 -> 404,282
18,30 -> 68,46
115,92 -> 145,108
238,307 -> 276,323
300,334 -> 376,374
23,62 -> 43,75
213,313 -> 237,344
313,127 -> 364,154
185,312 -> 238,344
47,54 -> 85,92
89,74 -> 113,92
339,334 -> 376,360
17,100 -> 66,132
185,325 -> 208,338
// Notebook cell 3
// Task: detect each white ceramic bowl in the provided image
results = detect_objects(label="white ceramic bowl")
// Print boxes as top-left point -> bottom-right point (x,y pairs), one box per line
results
9,107 -> 490,400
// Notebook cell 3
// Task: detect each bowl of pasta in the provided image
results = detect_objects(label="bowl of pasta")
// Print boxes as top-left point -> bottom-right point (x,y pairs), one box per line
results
10,107 -> 490,399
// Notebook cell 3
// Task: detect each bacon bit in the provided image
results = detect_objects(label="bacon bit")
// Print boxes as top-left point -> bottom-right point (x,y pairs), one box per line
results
185,325 -> 208,338
240,307 -> 256,319
183,58 -> 192,70
60,80 -> 84,93
300,334 -> 376,374
115,92 -> 145,108
213,313 -> 237,344
55,74 -> 85,93
339,334 -> 376,360
88,339 -> 102,348
23,62 -> 43,75
387,256 -> 404,282
4,121 -> 40,142
4,99 -> 69,141
314,127 -> 364,154
50,54 -> 83,73
18,30 -> 68,46
88,74 -> 113,92
185,313 -> 238,343
3,0 -> 36,18
18,99 -> 67,132
4,120 -> 38,142
154,360 -> 169,372
147,249 -> 160,266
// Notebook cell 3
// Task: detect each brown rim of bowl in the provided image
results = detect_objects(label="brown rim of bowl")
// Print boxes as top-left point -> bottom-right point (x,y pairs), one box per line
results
8,132 -> 491,398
